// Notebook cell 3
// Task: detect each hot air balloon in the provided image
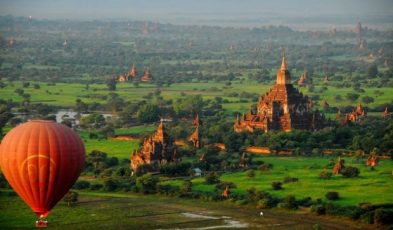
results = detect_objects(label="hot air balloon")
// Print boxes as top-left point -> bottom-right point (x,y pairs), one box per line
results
0,120 -> 85,227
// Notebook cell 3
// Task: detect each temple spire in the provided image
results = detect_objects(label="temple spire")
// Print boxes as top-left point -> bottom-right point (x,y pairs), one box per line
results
280,52 -> 287,71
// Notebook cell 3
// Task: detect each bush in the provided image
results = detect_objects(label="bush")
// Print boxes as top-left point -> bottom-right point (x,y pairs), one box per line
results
271,182 -> 282,190
90,183 -> 103,190
311,205 -> 326,215
283,177 -> 298,183
325,191 -> 339,200
279,195 -> 298,210
374,208 -> 393,225
205,172 -> 220,184
341,166 -> 360,178
103,178 -> 118,191
180,180 -> 192,194
360,211 -> 374,224
136,173 -> 159,194
63,191 -> 78,207
259,163 -> 273,171
319,171 -> 332,179
246,169 -> 255,178
73,180 -> 90,190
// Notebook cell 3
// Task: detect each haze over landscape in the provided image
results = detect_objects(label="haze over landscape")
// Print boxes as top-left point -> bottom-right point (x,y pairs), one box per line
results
1,0 -> 393,28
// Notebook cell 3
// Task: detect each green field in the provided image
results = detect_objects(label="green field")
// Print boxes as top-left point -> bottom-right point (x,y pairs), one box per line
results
1,81 -> 391,112
0,191 -> 375,230
163,156 -> 393,206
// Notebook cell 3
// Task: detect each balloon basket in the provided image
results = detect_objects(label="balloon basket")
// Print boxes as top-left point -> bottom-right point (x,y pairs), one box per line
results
35,219 -> 48,228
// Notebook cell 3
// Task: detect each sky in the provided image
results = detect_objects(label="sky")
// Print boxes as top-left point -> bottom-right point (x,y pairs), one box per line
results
0,0 -> 392,27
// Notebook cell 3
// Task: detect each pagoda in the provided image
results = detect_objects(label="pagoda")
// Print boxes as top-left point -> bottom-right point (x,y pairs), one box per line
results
383,107 -> 390,118
140,68 -> 153,82
343,103 -> 367,123
130,121 -> 177,171
128,64 -> 137,79
189,114 -> 202,148
234,54 -> 327,133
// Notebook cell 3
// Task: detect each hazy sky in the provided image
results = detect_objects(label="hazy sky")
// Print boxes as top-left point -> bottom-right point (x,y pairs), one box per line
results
0,0 -> 392,26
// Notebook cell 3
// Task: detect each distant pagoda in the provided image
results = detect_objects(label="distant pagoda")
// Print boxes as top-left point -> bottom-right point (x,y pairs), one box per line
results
189,114 -> 202,148
140,68 -> 153,82
128,64 -> 137,79
234,54 -> 328,132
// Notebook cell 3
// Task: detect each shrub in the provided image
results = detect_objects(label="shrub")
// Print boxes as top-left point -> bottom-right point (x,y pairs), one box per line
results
325,191 -> 339,200
271,182 -> 282,190
259,163 -> 273,171
205,172 -> 220,184
180,180 -> 192,194
103,178 -> 118,191
319,171 -> 332,179
374,208 -> 393,225
283,177 -> 298,183
136,173 -> 159,194
341,166 -> 360,178
360,211 -> 374,224
90,183 -> 103,190
63,191 -> 78,207
279,195 -> 298,210
297,197 -> 313,207
311,205 -> 326,215
246,169 -> 255,178
73,180 -> 90,190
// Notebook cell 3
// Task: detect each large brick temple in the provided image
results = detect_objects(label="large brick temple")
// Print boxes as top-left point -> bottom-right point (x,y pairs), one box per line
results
131,121 -> 178,171
234,54 -> 327,132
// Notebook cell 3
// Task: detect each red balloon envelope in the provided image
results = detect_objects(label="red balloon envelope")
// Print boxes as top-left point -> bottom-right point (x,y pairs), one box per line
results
0,120 -> 85,220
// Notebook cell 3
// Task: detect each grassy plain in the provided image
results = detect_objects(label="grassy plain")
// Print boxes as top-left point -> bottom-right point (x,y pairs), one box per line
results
0,191 -> 376,230
163,156 -> 393,206
1,81 -> 392,113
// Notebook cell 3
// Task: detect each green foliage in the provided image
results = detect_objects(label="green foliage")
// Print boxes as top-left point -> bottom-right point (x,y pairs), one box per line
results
73,180 -> 91,190
103,178 -> 118,191
319,171 -> 332,179
341,166 -> 360,178
373,208 -> 393,225
278,195 -> 298,210
137,103 -> 160,123
205,172 -> 220,184
246,169 -> 255,178
180,180 -> 193,194
159,162 -> 191,177
325,191 -> 339,200
271,181 -> 283,190
63,191 -> 79,207
136,173 -> 159,194
283,177 -> 298,183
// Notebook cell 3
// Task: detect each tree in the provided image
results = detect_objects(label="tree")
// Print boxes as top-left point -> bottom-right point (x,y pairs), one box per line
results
180,180 -> 192,194
361,96 -> 374,104
63,191 -> 79,207
137,104 -> 160,123
0,100 -> 13,138
246,169 -> 255,178
346,93 -> 360,102
106,78 -> 117,91
80,113 -> 106,129
341,166 -> 360,178
136,173 -> 159,194
367,64 -> 378,78
205,171 -> 220,184
86,150 -> 108,177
